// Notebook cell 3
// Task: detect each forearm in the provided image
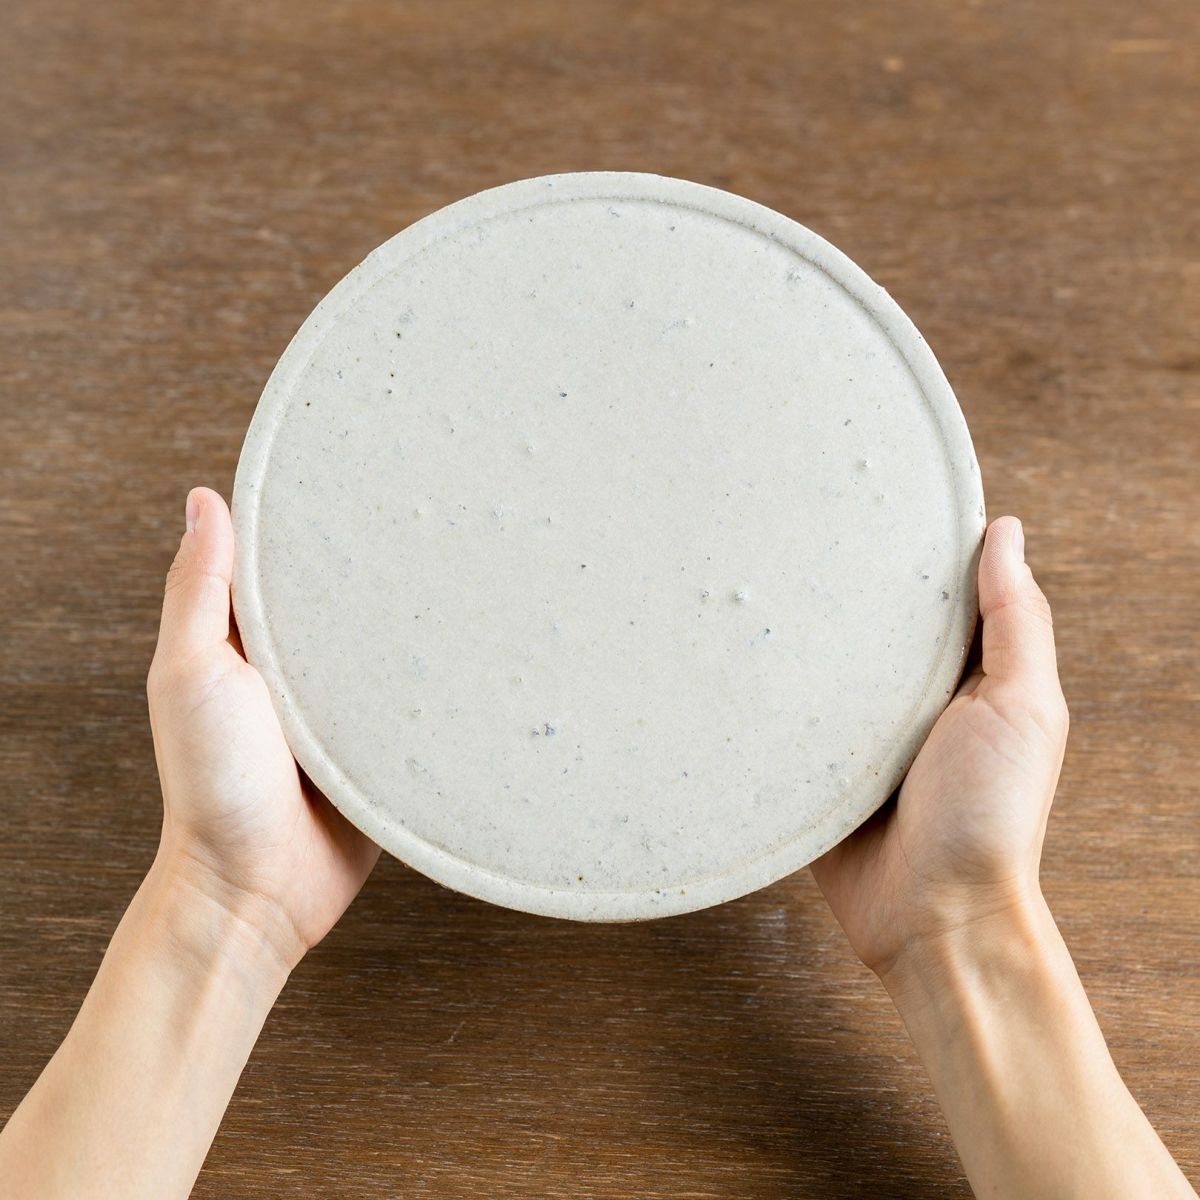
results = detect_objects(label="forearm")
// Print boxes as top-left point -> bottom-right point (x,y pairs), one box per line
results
884,894 -> 1196,1200
0,853 -> 288,1200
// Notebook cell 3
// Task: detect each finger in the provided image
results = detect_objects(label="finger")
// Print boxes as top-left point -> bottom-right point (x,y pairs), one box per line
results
156,487 -> 235,661
977,515 -> 1060,688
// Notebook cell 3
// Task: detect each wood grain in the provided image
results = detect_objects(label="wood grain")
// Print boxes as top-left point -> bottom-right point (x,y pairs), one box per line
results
1,1 -> 1197,1196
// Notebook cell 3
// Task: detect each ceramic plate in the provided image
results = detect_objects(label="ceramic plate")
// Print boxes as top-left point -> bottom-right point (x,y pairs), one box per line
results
232,172 -> 984,921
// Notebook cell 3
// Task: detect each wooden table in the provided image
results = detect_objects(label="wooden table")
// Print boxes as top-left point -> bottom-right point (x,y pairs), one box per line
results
2,2 -> 1197,1195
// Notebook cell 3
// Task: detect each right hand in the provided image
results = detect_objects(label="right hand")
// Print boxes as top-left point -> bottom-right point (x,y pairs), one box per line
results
811,516 -> 1070,984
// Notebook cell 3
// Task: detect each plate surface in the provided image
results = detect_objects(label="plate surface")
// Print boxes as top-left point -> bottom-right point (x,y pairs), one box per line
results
232,172 -> 984,921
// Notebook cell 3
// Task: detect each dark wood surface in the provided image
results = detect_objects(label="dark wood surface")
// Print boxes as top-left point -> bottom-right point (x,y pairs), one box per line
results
2,2 -> 1198,1196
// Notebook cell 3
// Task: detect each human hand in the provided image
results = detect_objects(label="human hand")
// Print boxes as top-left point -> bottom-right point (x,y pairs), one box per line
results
147,487 -> 379,972
0,488 -> 381,1200
811,516 -> 1069,986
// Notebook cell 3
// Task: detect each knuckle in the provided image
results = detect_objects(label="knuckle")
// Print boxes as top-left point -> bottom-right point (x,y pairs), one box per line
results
146,656 -> 172,702
1024,583 -> 1054,628
1031,688 -> 1070,741
985,679 -> 1030,724
164,555 -> 227,602
147,649 -> 235,714
984,573 -> 1054,631
164,554 -> 193,598
987,678 -> 1069,741
145,657 -> 166,700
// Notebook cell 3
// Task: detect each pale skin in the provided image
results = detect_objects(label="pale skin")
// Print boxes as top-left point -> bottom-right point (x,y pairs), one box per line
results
0,489 -> 1194,1199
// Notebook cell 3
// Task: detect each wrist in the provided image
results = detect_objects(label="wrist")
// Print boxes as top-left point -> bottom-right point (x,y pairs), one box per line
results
4,846 -> 294,1200
136,849 -> 296,1000
879,887 -> 1065,1023
871,891 -> 1199,1200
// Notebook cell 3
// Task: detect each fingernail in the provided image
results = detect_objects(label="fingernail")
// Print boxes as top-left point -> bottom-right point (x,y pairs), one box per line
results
1012,519 -> 1025,563
185,490 -> 201,533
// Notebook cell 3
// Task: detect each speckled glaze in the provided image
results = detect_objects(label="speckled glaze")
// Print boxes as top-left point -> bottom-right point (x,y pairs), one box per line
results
232,172 -> 984,922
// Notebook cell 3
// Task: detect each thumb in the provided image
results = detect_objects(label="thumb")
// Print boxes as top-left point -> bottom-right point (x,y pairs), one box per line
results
155,488 -> 235,662
977,515 -> 1061,691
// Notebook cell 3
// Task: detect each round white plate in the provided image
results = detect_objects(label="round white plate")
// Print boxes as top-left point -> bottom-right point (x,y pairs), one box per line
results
232,172 -> 984,921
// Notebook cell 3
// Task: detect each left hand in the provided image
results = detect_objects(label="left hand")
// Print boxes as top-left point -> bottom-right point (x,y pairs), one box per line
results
147,487 -> 379,971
